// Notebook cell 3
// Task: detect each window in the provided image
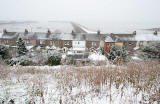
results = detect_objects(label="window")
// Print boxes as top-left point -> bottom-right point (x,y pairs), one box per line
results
139,41 -> 143,46
92,42 -> 97,47
27,40 -> 30,44
50,41 -> 55,45
129,42 -> 132,45
40,40 -> 45,44
5,40 -> 8,44
65,42 -> 70,46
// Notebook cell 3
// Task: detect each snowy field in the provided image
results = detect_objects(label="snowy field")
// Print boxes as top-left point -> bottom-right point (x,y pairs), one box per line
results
0,62 -> 160,104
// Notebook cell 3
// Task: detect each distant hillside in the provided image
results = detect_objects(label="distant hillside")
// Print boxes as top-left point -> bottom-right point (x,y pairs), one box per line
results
146,28 -> 160,31
0,21 -> 37,25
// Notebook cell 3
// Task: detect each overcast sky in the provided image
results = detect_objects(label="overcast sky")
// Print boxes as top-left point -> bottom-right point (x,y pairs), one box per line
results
0,0 -> 160,32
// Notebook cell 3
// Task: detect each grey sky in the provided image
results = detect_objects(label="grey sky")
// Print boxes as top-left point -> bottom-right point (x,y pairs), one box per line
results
0,0 -> 160,32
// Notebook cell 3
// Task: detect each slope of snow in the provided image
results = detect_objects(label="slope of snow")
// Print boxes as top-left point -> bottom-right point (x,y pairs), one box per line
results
78,25 -> 97,34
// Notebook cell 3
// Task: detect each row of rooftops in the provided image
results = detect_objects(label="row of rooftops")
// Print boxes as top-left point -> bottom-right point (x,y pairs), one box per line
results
0,29 -> 159,42
0,29 -> 106,41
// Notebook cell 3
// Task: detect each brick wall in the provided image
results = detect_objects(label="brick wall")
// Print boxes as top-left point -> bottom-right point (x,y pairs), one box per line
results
104,42 -> 115,52
86,41 -> 100,49
123,41 -> 137,53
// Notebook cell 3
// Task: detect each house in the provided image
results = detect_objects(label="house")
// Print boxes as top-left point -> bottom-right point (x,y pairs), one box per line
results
135,31 -> 160,48
0,29 -> 19,46
104,33 -> 137,53
104,36 -> 115,52
3,22 -> 160,54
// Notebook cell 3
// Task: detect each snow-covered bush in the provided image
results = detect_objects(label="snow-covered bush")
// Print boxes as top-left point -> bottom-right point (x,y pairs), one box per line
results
109,45 -> 128,62
19,60 -> 33,66
88,52 -> 107,62
140,42 -> 160,59
88,52 -> 108,65
0,45 -> 10,60
100,48 -> 105,55
9,49 -> 62,66
47,50 -> 62,65
47,56 -> 61,66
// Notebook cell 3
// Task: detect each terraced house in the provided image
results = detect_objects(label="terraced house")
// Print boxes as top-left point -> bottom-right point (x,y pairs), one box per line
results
0,22 -> 159,53
0,22 -> 106,52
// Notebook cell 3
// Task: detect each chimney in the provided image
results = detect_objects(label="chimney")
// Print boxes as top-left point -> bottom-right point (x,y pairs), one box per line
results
47,29 -> 51,35
3,29 -> 7,34
24,29 -> 28,35
83,34 -> 86,40
133,31 -> 136,35
47,29 -> 51,37
71,30 -> 76,36
97,30 -> 100,35
154,31 -> 158,35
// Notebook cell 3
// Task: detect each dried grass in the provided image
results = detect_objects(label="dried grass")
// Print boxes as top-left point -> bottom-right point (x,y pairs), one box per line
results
0,61 -> 160,103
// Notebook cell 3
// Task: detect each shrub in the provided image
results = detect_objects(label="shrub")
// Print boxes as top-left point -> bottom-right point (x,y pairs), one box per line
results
48,56 -> 61,66
140,42 -> 160,59
0,45 -> 10,60
109,45 -> 128,62
101,48 -> 105,55
20,60 -> 33,66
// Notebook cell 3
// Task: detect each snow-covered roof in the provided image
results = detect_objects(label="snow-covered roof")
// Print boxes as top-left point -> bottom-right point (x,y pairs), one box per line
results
19,32 -> 37,40
105,32 -> 160,42
85,34 -> 102,41
35,32 -> 49,40
70,22 -> 96,34
110,33 -> 136,42
135,33 -> 160,41
1,32 -> 19,39
0,21 -> 96,34
51,33 -> 104,41
105,36 -> 114,42
53,33 -> 74,40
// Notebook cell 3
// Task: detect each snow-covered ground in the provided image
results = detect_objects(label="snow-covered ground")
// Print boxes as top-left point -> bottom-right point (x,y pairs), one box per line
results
0,62 -> 159,104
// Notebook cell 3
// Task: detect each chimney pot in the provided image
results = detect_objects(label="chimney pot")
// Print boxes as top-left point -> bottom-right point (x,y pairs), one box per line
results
154,31 -> 158,35
47,29 -> 51,35
3,29 -> 7,34
72,30 -> 76,36
24,29 -> 28,34
133,31 -> 136,35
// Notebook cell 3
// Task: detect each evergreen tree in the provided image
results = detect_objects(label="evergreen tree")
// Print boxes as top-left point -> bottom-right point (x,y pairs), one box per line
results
17,38 -> 27,56
0,45 -> 10,59
109,45 -> 128,62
